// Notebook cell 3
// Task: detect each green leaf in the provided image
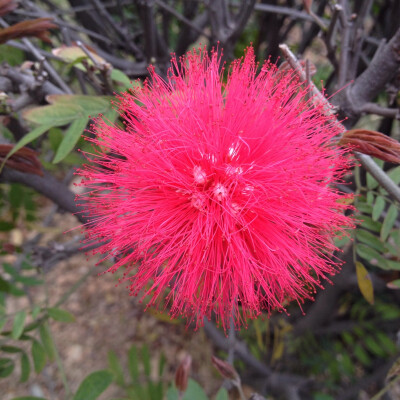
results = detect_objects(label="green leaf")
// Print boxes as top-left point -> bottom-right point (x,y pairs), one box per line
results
182,379 -> 208,400
46,95 -> 111,116
366,191 -> 374,205
20,352 -> 30,382
375,332 -> 397,354
48,127 -> 63,152
108,350 -> 125,386
31,340 -> 47,373
148,380 -> 161,400
158,352 -> 166,376
372,196 -> 385,221
215,387 -> 229,400
53,45 -> 106,67
0,357 -> 14,377
1,345 -> 23,353
11,397 -> 47,400
9,284 -> 25,297
166,386 -> 179,400
355,261 -> 374,305
102,108 -> 119,126
110,69 -> 132,89
356,244 -> 387,268
53,117 -> 88,163
0,316 -> 7,331
0,221 -> 15,231
356,229 -> 386,252
381,204 -> 398,241
12,310 -> 27,339
0,276 -> 12,293
73,370 -> 113,400
0,125 -> 51,172
388,166 -> 400,184
367,172 -> 379,190
358,215 -> 381,232
14,276 -> 43,286
385,260 -> 400,271
0,45 -> 24,66
32,305 -> 41,319
39,322 -> 56,361
47,307 -> 75,323
142,345 -> 151,377
23,105 -> 84,126
340,352 -> 354,376
364,335 -> 386,357
356,202 -> 372,214
128,345 -> 139,381
353,344 -> 372,366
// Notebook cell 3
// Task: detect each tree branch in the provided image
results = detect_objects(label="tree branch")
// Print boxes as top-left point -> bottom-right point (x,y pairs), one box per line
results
203,320 -> 309,400
0,168 -> 87,223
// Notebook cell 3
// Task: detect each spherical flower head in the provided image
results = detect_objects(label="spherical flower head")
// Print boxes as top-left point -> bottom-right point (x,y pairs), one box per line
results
78,46 -> 354,331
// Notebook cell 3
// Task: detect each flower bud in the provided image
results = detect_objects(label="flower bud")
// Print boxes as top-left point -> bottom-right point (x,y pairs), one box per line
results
211,356 -> 239,382
175,354 -> 192,393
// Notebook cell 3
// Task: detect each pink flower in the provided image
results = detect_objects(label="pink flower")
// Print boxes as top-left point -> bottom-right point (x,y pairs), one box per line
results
78,47 -> 353,331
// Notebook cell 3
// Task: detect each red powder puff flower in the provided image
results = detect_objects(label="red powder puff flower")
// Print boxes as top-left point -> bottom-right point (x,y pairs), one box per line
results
78,47 -> 354,331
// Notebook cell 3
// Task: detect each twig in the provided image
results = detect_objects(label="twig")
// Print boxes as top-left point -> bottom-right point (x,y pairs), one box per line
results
360,102 -> 400,119
324,4 -> 342,71
90,0 -> 143,56
357,153 -> 400,202
2,65 -> 65,97
254,3 -> 317,22
203,319 -> 272,376
348,0 -> 373,81
337,4 -> 352,88
154,0 -> 211,38
227,317 -> 235,364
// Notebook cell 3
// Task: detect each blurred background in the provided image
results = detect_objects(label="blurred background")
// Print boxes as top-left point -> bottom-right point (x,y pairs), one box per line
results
0,1 -> 400,399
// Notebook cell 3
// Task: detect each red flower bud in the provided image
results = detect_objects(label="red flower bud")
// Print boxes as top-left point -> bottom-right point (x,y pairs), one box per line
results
340,129 -> 400,164
175,354 -> 192,393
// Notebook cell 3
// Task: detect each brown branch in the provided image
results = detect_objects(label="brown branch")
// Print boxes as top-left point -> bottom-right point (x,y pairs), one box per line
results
338,26 -> 400,123
0,168 -> 87,223
203,320 -> 309,400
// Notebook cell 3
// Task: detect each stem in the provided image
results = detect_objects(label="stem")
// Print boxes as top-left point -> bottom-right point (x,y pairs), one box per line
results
370,374 -> 400,400
46,322 -> 72,399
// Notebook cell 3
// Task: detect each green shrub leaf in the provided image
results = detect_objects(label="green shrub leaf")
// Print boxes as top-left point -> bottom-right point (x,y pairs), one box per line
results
47,307 -> 75,323
73,370 -> 113,400
12,310 -> 27,340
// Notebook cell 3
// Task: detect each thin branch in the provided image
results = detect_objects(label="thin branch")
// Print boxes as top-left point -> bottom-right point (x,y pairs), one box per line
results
357,153 -> 400,202
2,65 -> 65,96
0,169 -> 87,223
337,5 -> 352,88
154,0 -> 211,38
254,3 -> 316,22
90,0 -> 143,56
360,102 -> 400,119
348,0 -> 373,81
